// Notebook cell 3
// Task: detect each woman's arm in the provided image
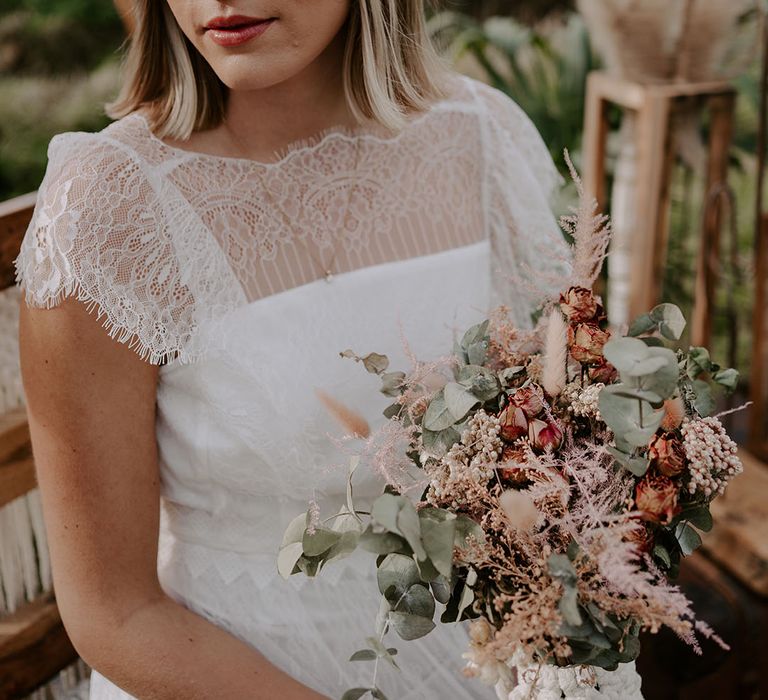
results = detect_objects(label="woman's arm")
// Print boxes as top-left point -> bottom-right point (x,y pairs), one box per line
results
18,296 -> 328,700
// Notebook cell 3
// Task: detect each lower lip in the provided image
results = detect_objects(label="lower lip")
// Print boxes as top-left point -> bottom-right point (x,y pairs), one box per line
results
206,19 -> 275,47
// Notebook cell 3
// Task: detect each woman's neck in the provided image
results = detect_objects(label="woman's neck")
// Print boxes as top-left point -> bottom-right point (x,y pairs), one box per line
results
217,28 -> 358,161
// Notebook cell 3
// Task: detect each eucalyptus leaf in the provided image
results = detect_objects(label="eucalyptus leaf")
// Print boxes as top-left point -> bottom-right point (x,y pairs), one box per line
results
419,509 -> 457,578
652,544 -> 672,568
371,689 -> 391,700
380,371 -> 406,397
467,340 -> 489,366
277,542 -> 304,579
650,303 -> 686,341
687,347 -> 712,379
359,527 -> 408,555
281,512 -> 308,547
454,515 -> 485,551
302,528 -> 342,557
363,352 -> 390,375
394,583 -> 436,619
598,385 -> 664,447
396,500 -> 427,561
627,313 -> 656,337
421,426 -> 460,454
377,553 -> 421,597
423,392 -> 456,432
349,649 -> 378,662
341,688 -> 371,700
430,575 -> 452,604
714,368 -> 739,392
636,347 -> 679,400
383,402 -> 403,419
389,611 -> 436,640
682,506 -> 713,533
675,522 -> 703,556
559,586 -> 582,625
460,320 -> 490,350
692,379 -> 716,417
603,338 -> 667,376
444,382 -> 480,423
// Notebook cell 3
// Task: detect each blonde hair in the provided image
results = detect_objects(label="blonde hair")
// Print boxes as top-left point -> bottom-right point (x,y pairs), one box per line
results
108,0 -> 448,139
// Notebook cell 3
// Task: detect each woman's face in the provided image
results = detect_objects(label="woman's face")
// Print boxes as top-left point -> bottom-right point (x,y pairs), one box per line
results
165,1 -> 352,90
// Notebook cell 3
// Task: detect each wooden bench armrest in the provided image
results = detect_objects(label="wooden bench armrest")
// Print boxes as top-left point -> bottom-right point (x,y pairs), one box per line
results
0,592 -> 78,699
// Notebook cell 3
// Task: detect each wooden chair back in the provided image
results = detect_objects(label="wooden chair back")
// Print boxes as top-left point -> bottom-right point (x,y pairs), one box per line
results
0,193 -> 79,698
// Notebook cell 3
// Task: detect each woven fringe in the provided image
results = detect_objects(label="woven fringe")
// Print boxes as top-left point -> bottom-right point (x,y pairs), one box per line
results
0,286 -> 91,697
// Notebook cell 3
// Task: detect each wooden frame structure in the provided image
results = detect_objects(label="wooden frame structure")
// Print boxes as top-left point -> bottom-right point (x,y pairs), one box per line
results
582,71 -> 736,346
0,194 -> 79,698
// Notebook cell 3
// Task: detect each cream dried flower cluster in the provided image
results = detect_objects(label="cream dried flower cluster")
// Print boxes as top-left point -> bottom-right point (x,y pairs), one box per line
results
425,410 -> 502,508
681,417 -> 743,498
562,381 -> 604,421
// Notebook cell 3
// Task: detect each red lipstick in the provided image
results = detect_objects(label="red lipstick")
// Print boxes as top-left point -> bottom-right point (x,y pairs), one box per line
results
204,15 -> 275,47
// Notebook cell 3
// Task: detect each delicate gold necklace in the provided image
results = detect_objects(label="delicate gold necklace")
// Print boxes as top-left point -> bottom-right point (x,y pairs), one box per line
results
223,118 -> 362,284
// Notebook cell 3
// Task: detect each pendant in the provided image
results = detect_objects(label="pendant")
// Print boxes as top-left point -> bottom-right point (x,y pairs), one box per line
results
324,270 -> 334,283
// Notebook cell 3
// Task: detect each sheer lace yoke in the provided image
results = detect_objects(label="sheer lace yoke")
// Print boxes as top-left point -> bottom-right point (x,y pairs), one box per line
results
14,74 -> 570,365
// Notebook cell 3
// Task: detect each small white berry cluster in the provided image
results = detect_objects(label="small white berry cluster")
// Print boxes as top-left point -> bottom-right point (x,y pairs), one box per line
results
681,417 -> 742,498
562,382 -> 604,421
425,410 -> 501,507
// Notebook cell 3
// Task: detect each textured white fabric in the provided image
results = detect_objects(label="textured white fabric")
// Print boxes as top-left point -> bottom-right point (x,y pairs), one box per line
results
14,74 -> 572,699
498,659 -> 643,700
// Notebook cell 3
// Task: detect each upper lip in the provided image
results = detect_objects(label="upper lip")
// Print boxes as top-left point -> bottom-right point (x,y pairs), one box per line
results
204,15 -> 273,30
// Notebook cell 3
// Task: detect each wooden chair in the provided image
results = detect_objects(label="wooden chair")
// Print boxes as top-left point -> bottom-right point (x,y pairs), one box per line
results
0,193 -> 80,699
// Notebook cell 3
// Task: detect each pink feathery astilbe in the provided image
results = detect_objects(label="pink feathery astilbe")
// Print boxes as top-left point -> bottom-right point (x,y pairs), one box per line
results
577,523 -> 708,649
560,151 -> 612,289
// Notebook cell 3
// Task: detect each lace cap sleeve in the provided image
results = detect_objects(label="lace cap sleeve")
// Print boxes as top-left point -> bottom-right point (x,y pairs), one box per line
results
14,131 -> 201,365
470,80 -> 572,327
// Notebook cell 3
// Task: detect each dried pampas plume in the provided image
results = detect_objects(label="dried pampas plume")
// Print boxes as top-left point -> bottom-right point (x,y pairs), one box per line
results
499,490 -> 540,532
560,150 -> 611,289
315,388 -> 370,438
542,310 -> 568,397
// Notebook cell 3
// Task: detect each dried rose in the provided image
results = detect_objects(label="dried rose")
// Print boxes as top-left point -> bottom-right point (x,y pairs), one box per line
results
498,404 -> 528,442
560,286 -> 599,323
498,445 -> 530,486
588,358 -> 618,384
528,418 -> 563,452
635,474 -> 680,525
648,432 -> 687,478
624,522 -> 655,554
568,323 -> 611,365
508,385 -> 545,419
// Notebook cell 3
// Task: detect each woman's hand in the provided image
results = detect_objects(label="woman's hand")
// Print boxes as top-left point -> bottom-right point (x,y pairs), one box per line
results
19,295 -> 330,700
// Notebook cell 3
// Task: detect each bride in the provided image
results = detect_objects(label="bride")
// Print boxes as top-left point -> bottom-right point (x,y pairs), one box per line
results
15,1 -> 569,698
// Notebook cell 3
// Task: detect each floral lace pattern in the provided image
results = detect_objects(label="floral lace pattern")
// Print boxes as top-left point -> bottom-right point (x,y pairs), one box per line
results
14,75 -> 569,366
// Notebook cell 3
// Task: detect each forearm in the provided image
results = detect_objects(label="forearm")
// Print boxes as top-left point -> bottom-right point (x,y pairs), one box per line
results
77,593 -> 328,700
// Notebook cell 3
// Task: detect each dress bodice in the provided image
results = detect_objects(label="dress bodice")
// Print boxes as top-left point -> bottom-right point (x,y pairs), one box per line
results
14,73 -> 570,699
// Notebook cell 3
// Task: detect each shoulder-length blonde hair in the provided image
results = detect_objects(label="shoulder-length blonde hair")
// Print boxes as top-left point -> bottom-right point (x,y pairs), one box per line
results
108,0 -> 448,139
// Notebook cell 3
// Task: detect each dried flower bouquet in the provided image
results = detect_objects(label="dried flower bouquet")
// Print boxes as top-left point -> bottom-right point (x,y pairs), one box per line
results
278,158 -> 742,700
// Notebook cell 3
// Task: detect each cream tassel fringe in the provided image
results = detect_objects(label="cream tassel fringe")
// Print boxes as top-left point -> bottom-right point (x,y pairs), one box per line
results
542,310 -> 568,398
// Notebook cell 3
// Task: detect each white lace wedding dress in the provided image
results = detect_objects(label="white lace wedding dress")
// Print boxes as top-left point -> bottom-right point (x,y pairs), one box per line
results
14,74 -> 636,699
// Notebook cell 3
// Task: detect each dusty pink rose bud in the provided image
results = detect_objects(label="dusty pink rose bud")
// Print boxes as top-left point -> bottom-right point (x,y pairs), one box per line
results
508,386 -> 545,419
588,358 -> 618,384
560,286 -> 599,323
635,474 -> 680,525
528,418 -> 563,452
498,404 -> 529,443
568,323 -> 611,365
648,432 -> 687,478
